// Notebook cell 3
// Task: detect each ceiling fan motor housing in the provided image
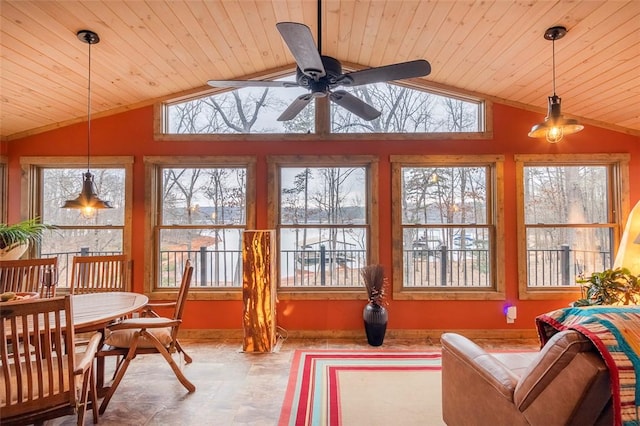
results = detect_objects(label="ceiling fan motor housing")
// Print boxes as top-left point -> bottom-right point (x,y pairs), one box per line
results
297,55 -> 348,94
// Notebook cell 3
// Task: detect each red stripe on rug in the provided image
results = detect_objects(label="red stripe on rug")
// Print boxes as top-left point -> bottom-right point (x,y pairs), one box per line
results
279,350 -> 442,426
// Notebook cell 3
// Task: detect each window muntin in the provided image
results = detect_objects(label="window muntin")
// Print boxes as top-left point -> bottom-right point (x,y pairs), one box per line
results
156,166 -> 247,289
400,166 -> 491,288
35,164 -> 129,289
523,165 -> 614,288
333,83 -> 482,133
277,165 -> 370,289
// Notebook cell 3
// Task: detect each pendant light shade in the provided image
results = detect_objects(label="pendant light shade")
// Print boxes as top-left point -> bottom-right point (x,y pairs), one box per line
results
62,172 -> 114,209
528,26 -> 583,143
63,30 -> 113,217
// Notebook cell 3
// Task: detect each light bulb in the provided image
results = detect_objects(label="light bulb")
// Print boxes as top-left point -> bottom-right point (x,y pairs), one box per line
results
81,206 -> 96,219
546,126 -> 564,143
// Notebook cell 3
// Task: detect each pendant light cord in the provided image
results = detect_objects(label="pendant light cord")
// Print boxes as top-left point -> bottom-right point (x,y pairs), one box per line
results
551,37 -> 556,96
317,0 -> 321,54
86,38 -> 92,173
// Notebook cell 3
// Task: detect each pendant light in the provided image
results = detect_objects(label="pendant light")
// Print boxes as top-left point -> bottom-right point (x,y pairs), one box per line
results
528,26 -> 583,143
63,30 -> 113,218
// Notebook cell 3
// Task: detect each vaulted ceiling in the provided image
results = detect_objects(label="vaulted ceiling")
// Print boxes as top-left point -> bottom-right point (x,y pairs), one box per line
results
2,0 -> 639,141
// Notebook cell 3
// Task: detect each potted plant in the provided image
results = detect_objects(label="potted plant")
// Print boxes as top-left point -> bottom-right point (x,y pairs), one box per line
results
361,264 -> 388,346
572,267 -> 640,306
0,218 -> 53,260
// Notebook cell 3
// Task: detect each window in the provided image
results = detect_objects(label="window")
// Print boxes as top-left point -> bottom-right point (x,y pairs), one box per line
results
268,156 -> 379,294
516,154 -> 630,299
165,76 -> 314,134
145,157 -> 256,298
20,157 -> 133,290
391,155 -> 504,300
334,83 -> 482,133
161,72 -> 487,138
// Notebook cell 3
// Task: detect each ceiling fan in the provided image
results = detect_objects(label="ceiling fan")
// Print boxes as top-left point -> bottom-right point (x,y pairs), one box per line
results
207,9 -> 431,122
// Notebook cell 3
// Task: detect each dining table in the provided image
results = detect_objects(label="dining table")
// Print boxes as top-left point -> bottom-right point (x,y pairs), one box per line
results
1,291 -> 148,332
71,291 -> 148,333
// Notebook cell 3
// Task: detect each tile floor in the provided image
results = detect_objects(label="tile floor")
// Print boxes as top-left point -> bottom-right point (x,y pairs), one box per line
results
48,336 -> 538,426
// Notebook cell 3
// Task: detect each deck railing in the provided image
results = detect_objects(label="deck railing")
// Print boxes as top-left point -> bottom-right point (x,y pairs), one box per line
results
42,245 -> 612,289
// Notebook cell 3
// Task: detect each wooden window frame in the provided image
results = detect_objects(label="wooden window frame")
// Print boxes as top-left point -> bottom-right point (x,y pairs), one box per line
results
0,156 -> 6,224
143,156 -> 256,301
267,155 -> 379,300
515,153 -> 630,300
391,155 -> 505,300
156,72 -> 492,141
19,156 -> 134,293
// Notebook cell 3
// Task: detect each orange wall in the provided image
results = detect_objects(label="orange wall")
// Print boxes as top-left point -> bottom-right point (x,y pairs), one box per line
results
5,103 -> 640,333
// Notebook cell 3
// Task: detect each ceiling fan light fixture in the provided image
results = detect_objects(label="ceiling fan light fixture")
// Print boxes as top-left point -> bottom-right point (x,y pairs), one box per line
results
63,29 -> 113,217
528,26 -> 583,143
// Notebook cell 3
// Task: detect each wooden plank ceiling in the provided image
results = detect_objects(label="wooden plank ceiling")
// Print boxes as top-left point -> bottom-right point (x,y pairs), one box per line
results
1,0 -> 639,140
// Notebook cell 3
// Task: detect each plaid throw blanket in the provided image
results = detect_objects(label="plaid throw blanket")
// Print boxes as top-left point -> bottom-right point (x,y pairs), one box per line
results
536,306 -> 640,426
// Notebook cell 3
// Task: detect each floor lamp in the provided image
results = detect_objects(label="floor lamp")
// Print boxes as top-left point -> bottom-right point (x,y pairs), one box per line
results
613,200 -> 640,276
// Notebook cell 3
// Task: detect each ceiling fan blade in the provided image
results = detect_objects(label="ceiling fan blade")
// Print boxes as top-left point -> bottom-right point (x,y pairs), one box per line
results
330,90 -> 381,121
207,80 -> 299,88
277,94 -> 314,121
276,22 -> 326,80
338,59 -> 431,87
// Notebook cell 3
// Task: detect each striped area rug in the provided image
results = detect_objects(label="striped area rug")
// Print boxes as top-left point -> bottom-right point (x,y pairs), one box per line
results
278,350 -> 444,426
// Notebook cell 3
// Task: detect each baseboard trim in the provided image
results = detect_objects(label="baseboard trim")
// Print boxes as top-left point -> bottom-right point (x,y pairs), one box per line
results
180,328 -> 540,342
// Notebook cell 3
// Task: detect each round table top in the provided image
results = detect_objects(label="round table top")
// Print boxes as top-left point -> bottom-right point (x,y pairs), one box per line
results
71,292 -> 148,333
2,292 -> 148,335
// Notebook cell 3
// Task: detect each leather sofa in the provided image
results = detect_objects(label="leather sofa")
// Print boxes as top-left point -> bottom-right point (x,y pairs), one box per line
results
441,329 -> 613,425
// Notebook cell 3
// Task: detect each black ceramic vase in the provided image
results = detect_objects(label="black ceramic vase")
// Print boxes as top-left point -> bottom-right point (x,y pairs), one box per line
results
363,302 -> 388,346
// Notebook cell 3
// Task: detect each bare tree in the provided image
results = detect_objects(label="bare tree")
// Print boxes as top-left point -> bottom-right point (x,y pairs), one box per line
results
282,168 -> 313,249
437,98 -> 477,132
203,90 -> 270,133
332,84 -> 437,133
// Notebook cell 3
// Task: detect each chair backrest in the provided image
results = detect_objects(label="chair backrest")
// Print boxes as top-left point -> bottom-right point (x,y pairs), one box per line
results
513,329 -> 610,420
1,296 -> 76,421
70,254 -> 130,294
173,259 -> 193,322
0,257 -> 58,298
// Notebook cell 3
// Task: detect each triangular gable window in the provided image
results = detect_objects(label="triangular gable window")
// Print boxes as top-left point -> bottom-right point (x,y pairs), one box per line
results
164,74 -> 483,135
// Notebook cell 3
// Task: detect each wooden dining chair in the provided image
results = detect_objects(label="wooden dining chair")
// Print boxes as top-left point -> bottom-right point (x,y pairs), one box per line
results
70,254 -> 130,294
0,295 -> 101,426
97,259 -> 195,414
0,257 -> 58,298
